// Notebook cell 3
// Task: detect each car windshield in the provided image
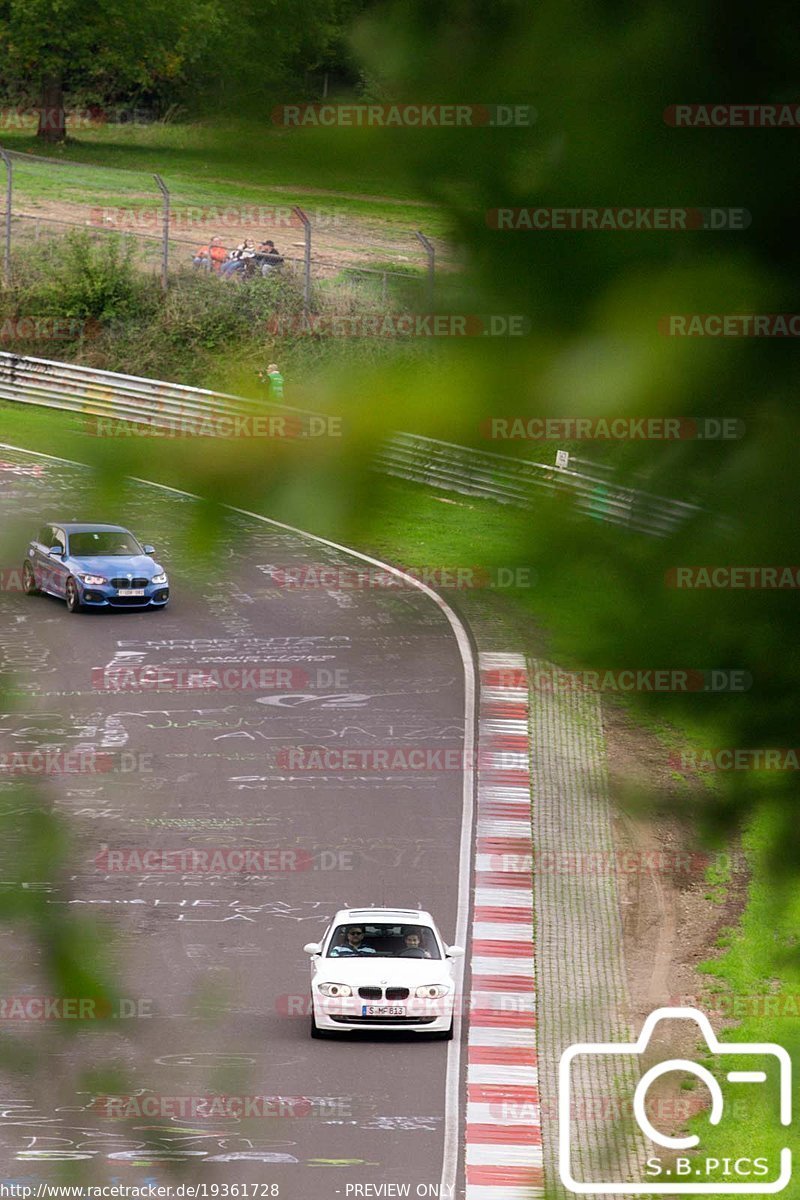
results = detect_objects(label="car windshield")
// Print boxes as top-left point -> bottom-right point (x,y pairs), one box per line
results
68,531 -> 143,556
327,923 -> 441,958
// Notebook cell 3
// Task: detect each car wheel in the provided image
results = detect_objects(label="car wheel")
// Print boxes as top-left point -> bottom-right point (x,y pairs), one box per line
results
22,562 -> 39,595
432,1019 -> 454,1041
65,577 -> 83,613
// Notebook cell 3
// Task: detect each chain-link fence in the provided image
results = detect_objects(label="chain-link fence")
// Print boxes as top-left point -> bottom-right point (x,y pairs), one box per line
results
0,146 -> 455,313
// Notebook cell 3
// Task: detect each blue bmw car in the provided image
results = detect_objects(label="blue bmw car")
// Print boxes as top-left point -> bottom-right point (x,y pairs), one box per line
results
22,522 -> 170,613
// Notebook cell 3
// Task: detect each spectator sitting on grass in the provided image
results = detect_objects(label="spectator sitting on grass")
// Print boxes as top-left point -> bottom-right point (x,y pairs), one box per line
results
256,240 -> 284,274
220,240 -> 256,278
192,236 -> 227,271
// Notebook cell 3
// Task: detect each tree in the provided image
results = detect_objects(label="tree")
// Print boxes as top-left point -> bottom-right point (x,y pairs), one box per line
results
267,0 -> 800,891
0,0 -> 227,140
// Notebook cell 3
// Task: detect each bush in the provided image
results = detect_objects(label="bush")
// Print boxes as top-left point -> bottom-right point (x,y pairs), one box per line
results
0,234 -> 426,387
9,229 -> 148,323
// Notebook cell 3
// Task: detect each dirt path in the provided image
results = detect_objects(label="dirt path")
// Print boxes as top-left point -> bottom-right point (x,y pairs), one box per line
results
9,197 -> 458,276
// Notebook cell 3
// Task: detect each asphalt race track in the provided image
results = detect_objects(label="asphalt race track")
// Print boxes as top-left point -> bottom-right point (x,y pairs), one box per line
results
0,447 -> 474,1198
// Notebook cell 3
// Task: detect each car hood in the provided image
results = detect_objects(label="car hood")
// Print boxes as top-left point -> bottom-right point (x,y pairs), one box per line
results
69,554 -> 164,576
313,957 -> 453,986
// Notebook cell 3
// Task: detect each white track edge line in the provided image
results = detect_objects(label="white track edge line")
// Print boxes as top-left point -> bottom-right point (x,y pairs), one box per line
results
0,439 -> 478,1199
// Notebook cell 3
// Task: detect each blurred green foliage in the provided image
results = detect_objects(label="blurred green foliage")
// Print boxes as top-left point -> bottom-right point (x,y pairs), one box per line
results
330,0 -> 800,891
1,0 -> 798,1185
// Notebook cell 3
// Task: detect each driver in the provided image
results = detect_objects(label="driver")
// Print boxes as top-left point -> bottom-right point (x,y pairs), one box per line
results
330,925 -> 376,956
399,929 -> 432,958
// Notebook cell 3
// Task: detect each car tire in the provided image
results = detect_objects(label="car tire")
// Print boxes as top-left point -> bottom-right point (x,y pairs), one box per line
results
432,1019 -> 454,1041
65,577 -> 83,613
22,562 -> 39,595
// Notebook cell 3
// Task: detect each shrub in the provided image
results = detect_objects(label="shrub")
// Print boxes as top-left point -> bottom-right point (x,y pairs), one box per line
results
11,229 -> 147,323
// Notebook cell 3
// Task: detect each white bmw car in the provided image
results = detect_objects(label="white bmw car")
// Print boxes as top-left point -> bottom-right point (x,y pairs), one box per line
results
304,907 -> 464,1039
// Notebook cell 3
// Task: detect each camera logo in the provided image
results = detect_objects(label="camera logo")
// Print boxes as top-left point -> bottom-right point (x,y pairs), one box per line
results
559,1006 -> 792,1194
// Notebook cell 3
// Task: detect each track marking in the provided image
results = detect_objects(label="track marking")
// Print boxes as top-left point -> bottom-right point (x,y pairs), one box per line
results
467,652 -> 542,1200
0,440 -> 478,1196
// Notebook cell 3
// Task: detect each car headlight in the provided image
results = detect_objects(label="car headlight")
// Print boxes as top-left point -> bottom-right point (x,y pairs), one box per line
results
415,985 -> 451,999
150,573 -> 168,585
317,983 -> 352,998
80,574 -> 108,586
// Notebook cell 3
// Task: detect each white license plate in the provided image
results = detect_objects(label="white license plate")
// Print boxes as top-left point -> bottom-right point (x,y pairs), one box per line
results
363,1005 -> 405,1017
117,588 -> 145,596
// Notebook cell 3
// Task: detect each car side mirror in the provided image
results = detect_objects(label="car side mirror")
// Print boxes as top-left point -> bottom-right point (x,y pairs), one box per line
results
48,545 -> 64,556
142,544 -> 155,555
303,942 -> 322,956
446,945 -> 465,958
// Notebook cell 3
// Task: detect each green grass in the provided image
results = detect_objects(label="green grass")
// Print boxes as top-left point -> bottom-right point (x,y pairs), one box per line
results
0,398 -> 83,457
0,228 -> 431,391
358,477 -> 800,1199
0,119 -> 451,235
1,397 -> 794,1195
659,804 -> 800,1199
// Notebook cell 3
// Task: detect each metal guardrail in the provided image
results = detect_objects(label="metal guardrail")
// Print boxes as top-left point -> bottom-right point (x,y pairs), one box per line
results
0,350 -> 315,432
377,432 -> 701,537
0,351 -> 701,537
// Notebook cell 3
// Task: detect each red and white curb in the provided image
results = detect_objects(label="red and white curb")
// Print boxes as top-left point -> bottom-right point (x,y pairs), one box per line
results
465,651 -> 542,1199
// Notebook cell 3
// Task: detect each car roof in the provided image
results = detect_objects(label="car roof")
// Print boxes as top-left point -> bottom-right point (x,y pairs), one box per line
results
40,522 -> 131,534
332,907 -> 435,925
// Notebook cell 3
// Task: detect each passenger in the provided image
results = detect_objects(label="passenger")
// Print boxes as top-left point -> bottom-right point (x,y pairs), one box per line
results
330,925 -> 377,956
399,930 -> 432,959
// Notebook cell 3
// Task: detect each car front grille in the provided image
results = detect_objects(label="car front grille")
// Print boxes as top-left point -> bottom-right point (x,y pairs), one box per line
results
331,1014 -> 437,1025
357,986 -> 411,1001
110,577 -> 148,589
